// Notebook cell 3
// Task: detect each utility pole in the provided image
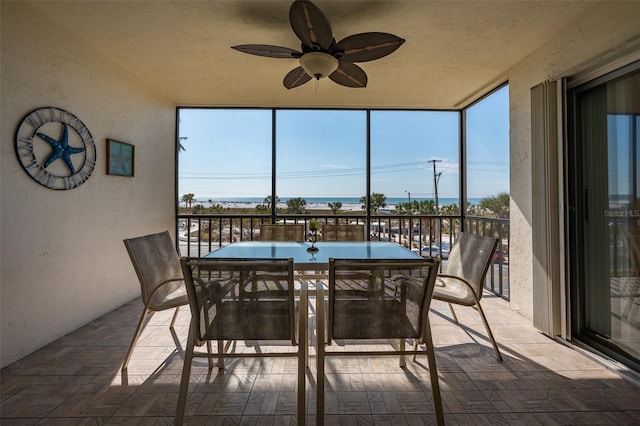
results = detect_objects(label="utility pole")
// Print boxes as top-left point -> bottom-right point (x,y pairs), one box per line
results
428,158 -> 442,244
428,159 -> 442,214
404,190 -> 412,246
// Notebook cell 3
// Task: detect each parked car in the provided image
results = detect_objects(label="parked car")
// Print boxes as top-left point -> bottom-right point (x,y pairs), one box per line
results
412,245 -> 449,259
493,251 -> 508,263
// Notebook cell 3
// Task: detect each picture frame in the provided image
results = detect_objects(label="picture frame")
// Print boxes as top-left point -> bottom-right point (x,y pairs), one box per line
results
107,139 -> 134,177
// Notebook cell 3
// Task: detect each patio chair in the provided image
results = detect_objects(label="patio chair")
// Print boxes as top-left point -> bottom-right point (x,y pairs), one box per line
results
176,257 -> 307,425
317,257 -> 444,426
258,223 -> 305,241
321,223 -> 366,241
430,231 -> 503,361
122,231 -> 192,371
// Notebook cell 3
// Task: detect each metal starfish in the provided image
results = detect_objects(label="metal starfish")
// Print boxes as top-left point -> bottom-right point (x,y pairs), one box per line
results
37,124 -> 86,175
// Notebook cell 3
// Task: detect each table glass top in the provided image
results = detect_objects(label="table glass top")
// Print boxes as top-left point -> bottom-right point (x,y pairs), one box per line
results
205,241 -> 422,269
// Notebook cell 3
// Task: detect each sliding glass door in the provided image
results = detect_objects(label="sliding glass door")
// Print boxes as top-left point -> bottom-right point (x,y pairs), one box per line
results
569,62 -> 640,370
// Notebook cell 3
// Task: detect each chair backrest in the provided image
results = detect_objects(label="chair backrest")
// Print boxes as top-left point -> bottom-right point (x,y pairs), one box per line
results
124,231 -> 183,305
327,257 -> 439,343
180,257 -> 297,346
321,224 -> 366,241
445,232 -> 499,297
258,223 -> 305,241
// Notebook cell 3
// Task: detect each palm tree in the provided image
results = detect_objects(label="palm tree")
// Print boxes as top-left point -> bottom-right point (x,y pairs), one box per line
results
413,200 -> 436,245
178,137 -> 187,153
439,203 -> 460,235
396,200 -> 428,215
263,195 -> 280,211
479,192 -> 510,218
286,197 -> 306,214
181,193 -> 195,208
360,193 -> 387,213
416,200 -> 436,215
439,203 -> 460,215
394,202 -> 412,215
210,204 -> 224,214
466,204 -> 485,216
328,201 -> 342,214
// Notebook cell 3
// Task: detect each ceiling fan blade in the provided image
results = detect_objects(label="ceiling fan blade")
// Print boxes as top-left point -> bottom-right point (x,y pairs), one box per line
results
231,44 -> 302,59
289,0 -> 333,50
283,66 -> 312,89
335,32 -> 405,62
329,61 -> 367,88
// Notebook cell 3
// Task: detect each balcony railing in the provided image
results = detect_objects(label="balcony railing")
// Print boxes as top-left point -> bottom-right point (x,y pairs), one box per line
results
176,213 -> 510,300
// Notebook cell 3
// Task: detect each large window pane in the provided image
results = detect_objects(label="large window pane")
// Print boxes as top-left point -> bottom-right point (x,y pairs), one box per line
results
177,109 -> 272,206
370,111 -> 460,211
275,110 -> 367,214
465,85 -> 510,217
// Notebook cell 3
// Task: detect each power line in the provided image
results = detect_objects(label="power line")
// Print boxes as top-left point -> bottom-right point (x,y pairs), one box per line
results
179,158 -> 508,181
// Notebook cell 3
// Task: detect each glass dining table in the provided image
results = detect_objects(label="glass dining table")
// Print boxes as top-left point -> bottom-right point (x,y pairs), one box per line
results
204,241 -> 423,268
205,240 -> 426,344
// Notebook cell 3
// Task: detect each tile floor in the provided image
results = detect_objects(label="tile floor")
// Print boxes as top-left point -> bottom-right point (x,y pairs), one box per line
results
2,292 -> 640,425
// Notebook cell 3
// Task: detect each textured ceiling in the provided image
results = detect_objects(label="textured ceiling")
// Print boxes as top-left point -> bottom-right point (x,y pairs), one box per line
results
27,0 -> 598,109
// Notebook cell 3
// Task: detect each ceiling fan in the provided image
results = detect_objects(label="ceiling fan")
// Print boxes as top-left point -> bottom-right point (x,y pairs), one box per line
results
231,0 -> 405,89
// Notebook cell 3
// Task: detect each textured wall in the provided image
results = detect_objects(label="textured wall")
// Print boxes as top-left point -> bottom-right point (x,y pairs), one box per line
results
1,3 -> 175,367
506,2 -> 640,320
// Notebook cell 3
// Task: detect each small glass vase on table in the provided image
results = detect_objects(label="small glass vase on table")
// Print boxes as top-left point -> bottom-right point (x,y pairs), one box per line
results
307,219 -> 319,252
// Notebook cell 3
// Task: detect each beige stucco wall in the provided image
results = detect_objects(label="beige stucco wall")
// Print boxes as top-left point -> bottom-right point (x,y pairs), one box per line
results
507,2 -> 640,320
1,3 -> 175,367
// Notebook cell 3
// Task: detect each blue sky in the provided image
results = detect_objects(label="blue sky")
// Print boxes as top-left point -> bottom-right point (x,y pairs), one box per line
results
608,114 -> 640,197
178,86 -> 509,202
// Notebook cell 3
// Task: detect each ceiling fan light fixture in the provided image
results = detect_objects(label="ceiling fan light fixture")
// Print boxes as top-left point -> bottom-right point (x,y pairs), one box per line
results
299,52 -> 338,80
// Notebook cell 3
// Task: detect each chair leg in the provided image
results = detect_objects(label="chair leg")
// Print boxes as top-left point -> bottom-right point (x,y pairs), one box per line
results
121,307 -> 151,371
317,348 -> 325,426
423,318 -> 445,426
218,341 -> 225,370
175,323 -> 196,425
448,302 -> 459,323
207,341 -> 213,370
297,346 -> 306,426
475,302 -> 503,362
170,306 -> 180,329
316,283 -> 326,426
297,283 -> 308,426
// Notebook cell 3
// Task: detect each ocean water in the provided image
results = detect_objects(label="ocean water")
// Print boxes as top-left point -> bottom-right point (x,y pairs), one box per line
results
194,197 -> 481,206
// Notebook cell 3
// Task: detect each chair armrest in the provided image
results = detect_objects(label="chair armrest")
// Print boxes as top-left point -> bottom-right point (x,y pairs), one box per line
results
388,273 -> 422,284
436,273 -> 481,301
149,277 -> 185,298
195,277 -> 238,299
388,274 -> 422,301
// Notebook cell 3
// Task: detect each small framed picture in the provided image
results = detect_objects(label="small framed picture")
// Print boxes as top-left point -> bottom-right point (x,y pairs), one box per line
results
107,139 -> 134,177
